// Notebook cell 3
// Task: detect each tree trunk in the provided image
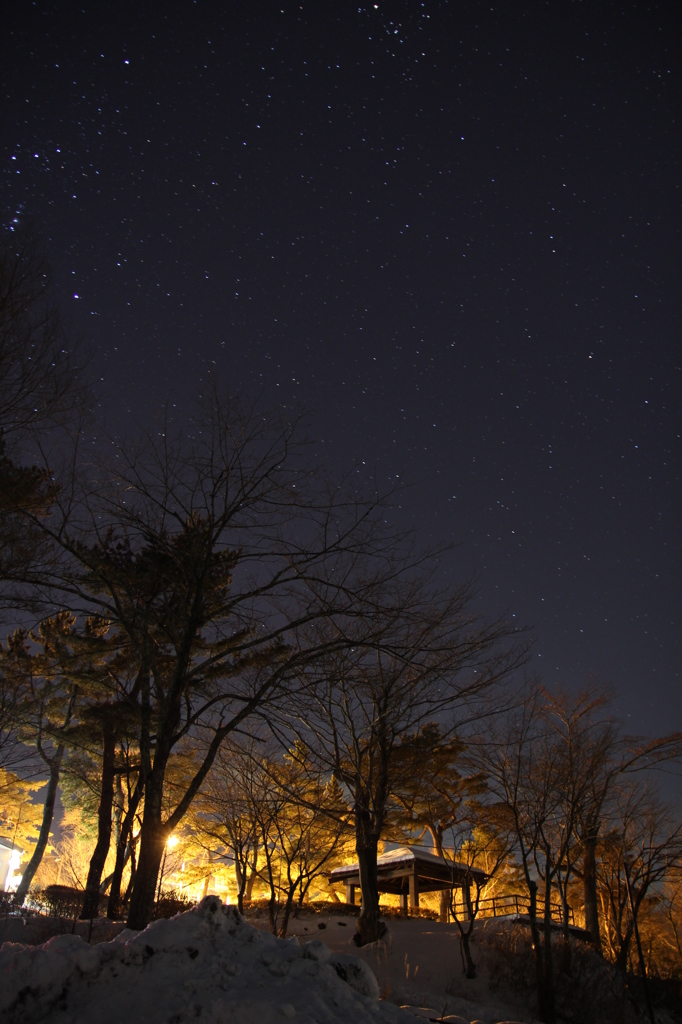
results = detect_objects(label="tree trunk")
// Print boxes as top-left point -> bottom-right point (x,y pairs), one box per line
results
234,855 -> 243,903
13,745 -> 65,905
126,769 -> 167,929
278,884 -> 297,938
123,842 -> 137,905
558,869 -> 571,974
430,827 -> 449,923
107,831 -> 138,918
460,929 -> 477,979
200,852 -> 215,900
264,856 -> 278,935
259,824 -> 278,935
353,805 -> 385,947
107,776 -> 143,919
582,835 -> 602,955
461,881 -> 477,978
561,907 -> 572,974
267,890 -> 278,934
528,880 -> 553,1024
615,924 -> 634,976
245,839 -> 259,900
113,773 -> 123,852
234,851 -> 248,915
541,873 -> 556,1024
81,721 -> 116,918
297,875 -> 313,912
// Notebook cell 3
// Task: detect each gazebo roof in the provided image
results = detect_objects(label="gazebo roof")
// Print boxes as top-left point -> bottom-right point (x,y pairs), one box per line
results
329,846 -> 486,894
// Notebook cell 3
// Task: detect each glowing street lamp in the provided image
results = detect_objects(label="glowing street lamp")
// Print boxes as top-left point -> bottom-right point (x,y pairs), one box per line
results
0,839 -> 24,893
7,849 -> 22,890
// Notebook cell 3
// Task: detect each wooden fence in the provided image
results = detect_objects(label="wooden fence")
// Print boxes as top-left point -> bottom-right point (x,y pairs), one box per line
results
453,892 -> 574,925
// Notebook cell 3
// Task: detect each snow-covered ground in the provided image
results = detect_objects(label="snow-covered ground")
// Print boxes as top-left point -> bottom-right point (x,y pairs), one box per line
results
0,897 -> 416,1024
264,911 -> 537,1023
249,909 -> 664,1024
276,913 -> 659,1024
2,901 -> 658,1024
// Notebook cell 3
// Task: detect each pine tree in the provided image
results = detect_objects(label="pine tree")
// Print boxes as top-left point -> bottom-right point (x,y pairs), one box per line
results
390,723 -> 480,920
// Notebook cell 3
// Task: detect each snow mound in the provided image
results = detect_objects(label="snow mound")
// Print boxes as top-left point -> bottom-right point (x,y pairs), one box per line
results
0,896 -> 411,1024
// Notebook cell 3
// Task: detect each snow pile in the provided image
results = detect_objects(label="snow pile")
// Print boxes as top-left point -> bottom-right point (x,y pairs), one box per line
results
0,896 -> 413,1024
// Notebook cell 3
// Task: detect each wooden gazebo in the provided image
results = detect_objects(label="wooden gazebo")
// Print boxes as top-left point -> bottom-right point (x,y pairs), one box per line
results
329,846 -> 487,914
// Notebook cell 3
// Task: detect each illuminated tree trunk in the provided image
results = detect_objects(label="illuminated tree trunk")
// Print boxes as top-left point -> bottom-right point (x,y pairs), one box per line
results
245,839 -> 259,900
354,796 -> 385,947
541,870 -> 556,1024
582,834 -> 602,954
13,690 -> 76,907
435,829 -> 449,923
453,881 -> 477,978
81,721 -> 116,919
12,746 -> 64,906
126,766 -> 167,930
107,774 -> 143,919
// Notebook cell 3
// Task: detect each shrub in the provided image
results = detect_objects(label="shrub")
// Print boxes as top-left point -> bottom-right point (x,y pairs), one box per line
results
152,890 -> 194,920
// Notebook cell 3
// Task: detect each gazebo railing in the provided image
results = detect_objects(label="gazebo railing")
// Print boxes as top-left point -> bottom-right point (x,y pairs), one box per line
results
453,892 -> 574,925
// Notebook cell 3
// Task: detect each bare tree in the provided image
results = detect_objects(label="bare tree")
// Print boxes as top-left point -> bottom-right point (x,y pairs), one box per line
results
539,690 -> 618,970
557,692 -> 682,957
598,783 -> 682,976
0,226 -> 89,615
445,809 -> 514,979
479,684 -> 682,1023
659,873 -> 682,977
192,741 -> 262,914
0,227 -> 83,441
263,744 -> 350,937
480,686 -> 598,1023
195,738 -> 351,935
23,395 -> 406,928
284,575 -> 525,946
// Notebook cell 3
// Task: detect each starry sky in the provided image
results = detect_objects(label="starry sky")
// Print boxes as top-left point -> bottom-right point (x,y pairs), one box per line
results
2,1 -> 680,736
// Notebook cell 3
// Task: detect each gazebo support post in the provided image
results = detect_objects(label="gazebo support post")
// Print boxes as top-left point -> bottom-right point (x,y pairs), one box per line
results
346,883 -> 355,905
409,869 -> 419,911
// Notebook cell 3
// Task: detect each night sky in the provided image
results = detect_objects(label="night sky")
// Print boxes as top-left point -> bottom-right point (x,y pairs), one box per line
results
2,1 -> 680,736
